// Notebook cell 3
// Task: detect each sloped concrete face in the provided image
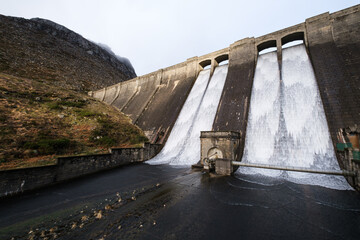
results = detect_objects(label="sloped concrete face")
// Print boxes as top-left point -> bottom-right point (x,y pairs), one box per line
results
122,71 -> 162,122
103,85 -> 119,104
112,80 -> 139,110
136,60 -> 198,144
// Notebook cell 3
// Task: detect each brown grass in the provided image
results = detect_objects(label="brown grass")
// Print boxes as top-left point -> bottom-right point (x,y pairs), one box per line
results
0,73 -> 147,170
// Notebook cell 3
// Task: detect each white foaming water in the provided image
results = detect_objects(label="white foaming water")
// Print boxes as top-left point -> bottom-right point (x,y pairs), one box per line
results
241,51 -> 281,167
148,65 -> 228,166
239,45 -> 352,190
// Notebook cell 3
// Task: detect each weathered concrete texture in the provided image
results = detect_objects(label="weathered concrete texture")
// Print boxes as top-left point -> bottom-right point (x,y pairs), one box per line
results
99,70 -> 164,122
0,165 -> 57,197
103,85 -> 120,104
332,7 -> 360,78
305,6 -> 360,166
122,71 -> 162,122
92,89 -> 106,102
200,131 -> 240,163
212,38 -> 256,160
135,60 -> 198,143
255,23 -> 306,70
0,144 -> 160,198
111,79 -> 138,110
91,49 -> 230,144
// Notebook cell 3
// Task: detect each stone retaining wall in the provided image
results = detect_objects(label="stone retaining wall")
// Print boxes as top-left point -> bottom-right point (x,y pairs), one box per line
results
0,143 -> 160,198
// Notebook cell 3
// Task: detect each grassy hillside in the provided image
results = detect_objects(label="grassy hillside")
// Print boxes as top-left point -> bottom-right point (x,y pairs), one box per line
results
0,73 -> 148,170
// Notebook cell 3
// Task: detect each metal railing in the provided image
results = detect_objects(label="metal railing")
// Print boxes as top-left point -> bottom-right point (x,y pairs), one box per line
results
232,161 -> 356,177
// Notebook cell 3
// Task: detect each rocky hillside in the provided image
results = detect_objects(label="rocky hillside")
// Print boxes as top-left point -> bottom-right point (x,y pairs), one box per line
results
0,73 -> 147,170
0,14 -> 136,91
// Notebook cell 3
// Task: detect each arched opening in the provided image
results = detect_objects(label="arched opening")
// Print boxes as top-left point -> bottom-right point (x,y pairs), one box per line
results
199,59 -> 211,70
281,32 -> 305,49
203,65 -> 211,70
215,54 -> 229,66
257,40 -> 277,55
207,147 -> 223,159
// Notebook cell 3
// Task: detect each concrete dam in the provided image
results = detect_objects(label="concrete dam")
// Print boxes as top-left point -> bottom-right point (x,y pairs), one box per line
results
2,5 -> 360,240
90,6 -> 360,188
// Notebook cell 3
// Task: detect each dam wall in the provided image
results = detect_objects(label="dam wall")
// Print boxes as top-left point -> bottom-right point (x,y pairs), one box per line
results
90,5 -> 360,164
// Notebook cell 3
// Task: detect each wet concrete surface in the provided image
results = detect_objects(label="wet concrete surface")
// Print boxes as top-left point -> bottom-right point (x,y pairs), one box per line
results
0,163 -> 360,240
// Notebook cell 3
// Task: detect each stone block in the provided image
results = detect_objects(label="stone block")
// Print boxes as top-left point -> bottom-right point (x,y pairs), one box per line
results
215,158 -> 233,175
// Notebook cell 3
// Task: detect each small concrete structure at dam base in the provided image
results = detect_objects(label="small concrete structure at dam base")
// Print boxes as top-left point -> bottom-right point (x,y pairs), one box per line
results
199,131 -> 240,175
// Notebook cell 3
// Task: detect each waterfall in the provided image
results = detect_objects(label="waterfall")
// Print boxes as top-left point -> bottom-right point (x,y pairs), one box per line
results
148,65 -> 228,166
239,44 -> 351,190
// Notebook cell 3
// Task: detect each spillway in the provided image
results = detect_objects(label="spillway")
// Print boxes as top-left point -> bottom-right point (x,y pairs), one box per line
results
148,65 -> 228,166
239,44 -> 351,190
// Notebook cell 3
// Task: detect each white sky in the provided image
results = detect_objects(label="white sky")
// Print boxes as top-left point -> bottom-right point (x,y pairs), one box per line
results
1,0 -> 359,76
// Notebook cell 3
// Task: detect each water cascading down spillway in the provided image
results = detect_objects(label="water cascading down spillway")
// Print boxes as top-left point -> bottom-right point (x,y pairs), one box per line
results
148,64 -> 228,165
239,44 -> 351,190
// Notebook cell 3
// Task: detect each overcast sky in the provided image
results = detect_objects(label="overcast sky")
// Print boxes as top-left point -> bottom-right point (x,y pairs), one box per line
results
1,0 -> 358,76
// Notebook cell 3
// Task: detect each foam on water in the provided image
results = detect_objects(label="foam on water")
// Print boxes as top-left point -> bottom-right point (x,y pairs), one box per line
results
239,45 -> 352,190
147,65 -> 228,166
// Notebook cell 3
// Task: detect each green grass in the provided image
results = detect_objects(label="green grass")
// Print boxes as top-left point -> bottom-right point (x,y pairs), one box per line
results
91,118 -> 148,147
24,138 -> 71,154
130,135 -> 148,144
74,109 -> 102,118
46,99 -> 86,110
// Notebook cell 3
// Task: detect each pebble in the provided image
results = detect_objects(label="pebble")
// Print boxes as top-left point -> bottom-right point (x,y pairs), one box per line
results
71,222 -> 77,229
95,210 -> 103,219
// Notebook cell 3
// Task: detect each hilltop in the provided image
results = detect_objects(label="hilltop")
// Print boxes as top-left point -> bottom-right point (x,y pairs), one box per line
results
0,14 -> 136,91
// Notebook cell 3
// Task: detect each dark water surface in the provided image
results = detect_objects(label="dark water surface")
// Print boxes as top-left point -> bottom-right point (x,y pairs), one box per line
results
1,164 -> 359,240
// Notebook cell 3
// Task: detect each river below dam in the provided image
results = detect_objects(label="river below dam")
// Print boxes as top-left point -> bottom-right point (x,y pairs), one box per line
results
1,163 -> 359,240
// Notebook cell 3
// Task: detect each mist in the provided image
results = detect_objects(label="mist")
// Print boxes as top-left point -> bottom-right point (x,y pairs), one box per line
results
96,42 -> 135,74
